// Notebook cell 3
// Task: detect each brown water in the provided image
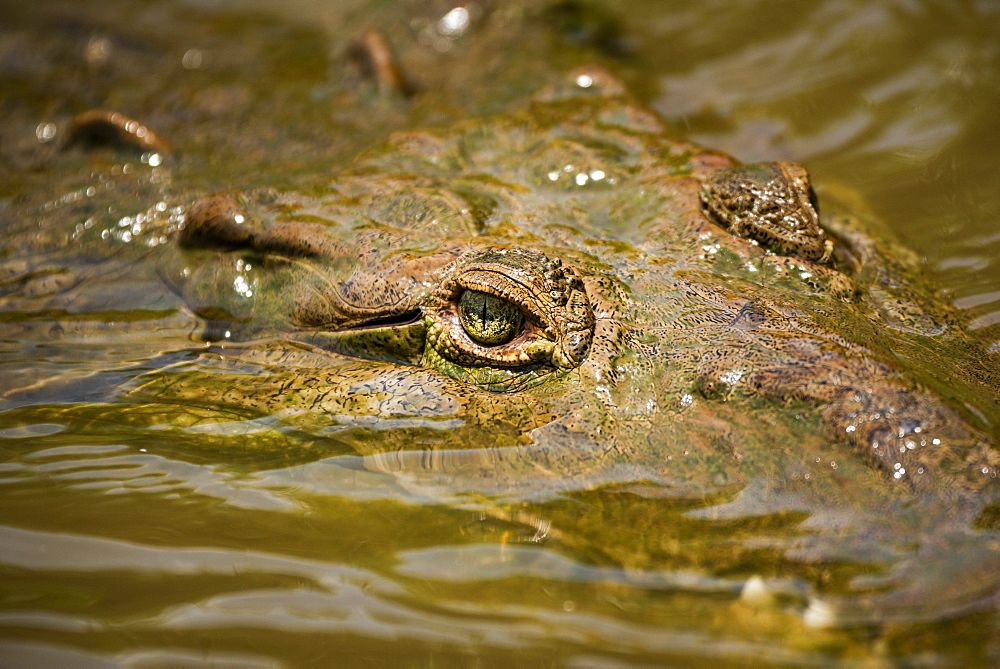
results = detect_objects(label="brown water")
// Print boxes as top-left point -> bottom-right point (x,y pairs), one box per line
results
1,0 -> 999,665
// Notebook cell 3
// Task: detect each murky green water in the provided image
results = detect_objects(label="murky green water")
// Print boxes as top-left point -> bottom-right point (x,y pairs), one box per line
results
1,1 -> 999,665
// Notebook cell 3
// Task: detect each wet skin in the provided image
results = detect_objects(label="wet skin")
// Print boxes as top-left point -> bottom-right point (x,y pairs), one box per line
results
149,67 -> 999,498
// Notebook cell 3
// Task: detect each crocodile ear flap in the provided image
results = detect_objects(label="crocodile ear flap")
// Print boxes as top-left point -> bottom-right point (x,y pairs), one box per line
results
533,66 -> 627,103
179,195 -> 256,251
181,194 -> 335,259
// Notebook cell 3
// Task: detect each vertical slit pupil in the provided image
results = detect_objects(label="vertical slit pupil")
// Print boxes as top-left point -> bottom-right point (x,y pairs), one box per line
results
458,289 -> 522,346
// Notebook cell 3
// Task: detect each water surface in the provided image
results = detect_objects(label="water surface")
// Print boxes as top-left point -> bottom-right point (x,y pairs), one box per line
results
1,0 -> 999,665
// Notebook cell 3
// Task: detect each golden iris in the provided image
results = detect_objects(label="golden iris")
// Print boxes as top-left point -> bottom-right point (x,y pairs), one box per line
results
458,290 -> 523,346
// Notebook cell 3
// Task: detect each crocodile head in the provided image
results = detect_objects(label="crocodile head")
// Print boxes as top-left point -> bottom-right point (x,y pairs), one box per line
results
153,68 -> 1000,498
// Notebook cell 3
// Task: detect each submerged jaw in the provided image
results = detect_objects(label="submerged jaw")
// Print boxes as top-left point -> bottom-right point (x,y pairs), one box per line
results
301,312 -> 428,366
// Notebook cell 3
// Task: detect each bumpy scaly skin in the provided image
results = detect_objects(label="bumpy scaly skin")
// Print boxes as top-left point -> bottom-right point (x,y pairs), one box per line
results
701,161 -> 832,262
156,66 -> 998,496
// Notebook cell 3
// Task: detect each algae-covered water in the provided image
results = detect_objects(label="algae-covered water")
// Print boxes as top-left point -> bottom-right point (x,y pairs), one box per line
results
1,1 -> 999,665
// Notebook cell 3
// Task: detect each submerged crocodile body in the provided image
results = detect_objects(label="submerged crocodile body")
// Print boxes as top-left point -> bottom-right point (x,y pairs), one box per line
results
116,66 -> 997,499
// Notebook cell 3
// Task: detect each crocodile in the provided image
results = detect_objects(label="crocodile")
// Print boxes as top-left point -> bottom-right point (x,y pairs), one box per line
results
95,65 -> 995,501
2,51 -> 1000,639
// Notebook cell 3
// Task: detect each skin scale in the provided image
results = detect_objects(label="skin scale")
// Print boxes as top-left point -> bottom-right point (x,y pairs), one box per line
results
146,66 -> 999,501
700,161 -> 832,262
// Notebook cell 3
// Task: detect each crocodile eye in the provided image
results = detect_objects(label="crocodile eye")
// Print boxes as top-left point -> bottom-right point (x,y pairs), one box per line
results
458,290 -> 524,346
424,248 -> 595,391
